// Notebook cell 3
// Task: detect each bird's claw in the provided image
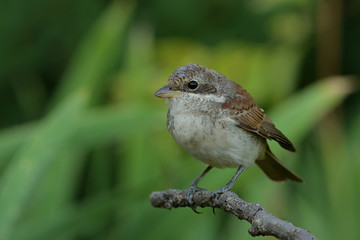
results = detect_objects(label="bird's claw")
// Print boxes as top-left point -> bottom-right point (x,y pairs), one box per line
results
185,185 -> 205,213
190,206 -> 201,214
185,186 -> 196,205
210,186 -> 229,201
209,188 -> 229,215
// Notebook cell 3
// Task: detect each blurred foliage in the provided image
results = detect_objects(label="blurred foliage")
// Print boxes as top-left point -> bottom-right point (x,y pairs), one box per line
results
0,0 -> 359,239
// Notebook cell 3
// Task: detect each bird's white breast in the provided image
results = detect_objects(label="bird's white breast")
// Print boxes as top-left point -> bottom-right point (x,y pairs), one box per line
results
166,95 -> 265,169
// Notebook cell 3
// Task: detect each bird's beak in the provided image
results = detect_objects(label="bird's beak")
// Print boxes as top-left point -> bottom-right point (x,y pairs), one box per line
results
154,86 -> 181,98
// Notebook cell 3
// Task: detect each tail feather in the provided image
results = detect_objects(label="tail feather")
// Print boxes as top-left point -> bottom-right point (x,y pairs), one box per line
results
256,145 -> 303,183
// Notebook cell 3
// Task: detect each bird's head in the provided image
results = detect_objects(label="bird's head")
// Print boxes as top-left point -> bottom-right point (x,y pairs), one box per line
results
154,64 -> 236,107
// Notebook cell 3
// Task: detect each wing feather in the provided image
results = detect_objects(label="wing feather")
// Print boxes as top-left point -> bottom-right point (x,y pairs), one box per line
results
222,86 -> 296,152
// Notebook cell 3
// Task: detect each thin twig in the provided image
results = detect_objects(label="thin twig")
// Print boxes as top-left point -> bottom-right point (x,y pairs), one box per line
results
149,189 -> 317,240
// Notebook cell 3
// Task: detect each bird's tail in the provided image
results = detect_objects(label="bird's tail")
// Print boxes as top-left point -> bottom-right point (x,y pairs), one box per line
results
255,145 -> 303,183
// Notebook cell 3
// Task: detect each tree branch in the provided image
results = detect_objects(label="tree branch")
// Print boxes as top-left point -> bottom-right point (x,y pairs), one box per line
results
149,189 -> 317,240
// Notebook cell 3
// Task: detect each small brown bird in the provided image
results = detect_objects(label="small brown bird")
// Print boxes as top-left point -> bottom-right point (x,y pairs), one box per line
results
155,63 -> 302,203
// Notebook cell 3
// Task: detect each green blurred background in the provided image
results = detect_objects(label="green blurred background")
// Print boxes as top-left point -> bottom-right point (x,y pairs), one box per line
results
0,0 -> 359,239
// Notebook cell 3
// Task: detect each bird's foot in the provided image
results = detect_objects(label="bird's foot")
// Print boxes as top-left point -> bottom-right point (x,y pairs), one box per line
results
210,185 -> 231,201
209,186 -> 231,215
210,166 -> 243,202
185,185 -> 205,213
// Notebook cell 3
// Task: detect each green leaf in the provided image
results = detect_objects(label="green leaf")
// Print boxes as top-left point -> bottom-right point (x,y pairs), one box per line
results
268,76 -> 356,152
51,1 -> 134,106
0,2 -> 134,238
0,92 -> 88,239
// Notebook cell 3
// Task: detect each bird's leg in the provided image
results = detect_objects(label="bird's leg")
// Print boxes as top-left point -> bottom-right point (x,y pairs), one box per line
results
211,165 -> 244,200
186,165 -> 213,207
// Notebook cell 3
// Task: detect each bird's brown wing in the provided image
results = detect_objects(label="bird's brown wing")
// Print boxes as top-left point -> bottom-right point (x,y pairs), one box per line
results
222,86 -> 296,152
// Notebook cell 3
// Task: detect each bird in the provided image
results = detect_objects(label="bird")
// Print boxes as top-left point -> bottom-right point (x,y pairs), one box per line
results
154,63 -> 302,204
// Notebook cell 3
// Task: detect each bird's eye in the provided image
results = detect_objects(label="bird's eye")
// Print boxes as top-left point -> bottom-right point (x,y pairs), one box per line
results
188,81 -> 198,90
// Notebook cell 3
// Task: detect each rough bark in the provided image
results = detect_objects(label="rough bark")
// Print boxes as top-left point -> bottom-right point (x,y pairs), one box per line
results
150,189 -> 317,240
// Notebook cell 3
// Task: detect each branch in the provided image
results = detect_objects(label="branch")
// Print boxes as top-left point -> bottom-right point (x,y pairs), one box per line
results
149,189 -> 317,240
